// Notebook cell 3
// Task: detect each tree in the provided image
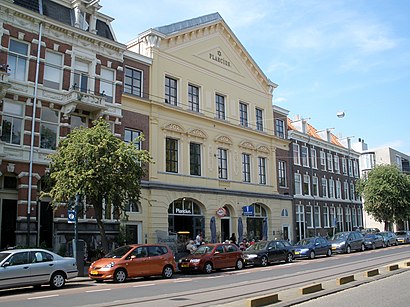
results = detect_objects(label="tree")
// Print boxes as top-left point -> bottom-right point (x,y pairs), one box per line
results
357,164 -> 410,230
44,119 -> 151,253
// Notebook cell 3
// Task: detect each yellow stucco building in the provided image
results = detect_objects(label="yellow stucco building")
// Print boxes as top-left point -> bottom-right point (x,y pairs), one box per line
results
122,13 -> 292,250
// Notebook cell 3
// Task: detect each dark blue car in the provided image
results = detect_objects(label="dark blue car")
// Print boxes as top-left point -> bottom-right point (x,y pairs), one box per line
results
294,236 -> 332,259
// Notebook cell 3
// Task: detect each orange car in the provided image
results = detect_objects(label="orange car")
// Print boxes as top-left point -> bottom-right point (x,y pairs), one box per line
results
88,244 -> 176,283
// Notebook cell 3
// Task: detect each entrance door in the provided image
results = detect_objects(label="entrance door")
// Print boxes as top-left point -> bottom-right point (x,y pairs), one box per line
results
1,199 -> 17,249
221,218 -> 230,242
282,226 -> 289,241
39,201 -> 53,247
126,225 -> 138,244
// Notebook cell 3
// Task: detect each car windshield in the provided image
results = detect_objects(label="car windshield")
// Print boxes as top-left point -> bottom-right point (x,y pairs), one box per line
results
246,241 -> 268,251
193,245 -> 213,254
104,245 -> 133,258
395,231 -> 406,235
296,238 -> 313,246
332,233 -> 347,240
379,233 -> 388,237
365,234 -> 375,239
0,252 -> 11,263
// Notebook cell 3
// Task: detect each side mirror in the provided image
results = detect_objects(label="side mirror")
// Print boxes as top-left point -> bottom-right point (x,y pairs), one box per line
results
2,262 -> 10,267
214,251 -> 220,255
130,255 -> 137,260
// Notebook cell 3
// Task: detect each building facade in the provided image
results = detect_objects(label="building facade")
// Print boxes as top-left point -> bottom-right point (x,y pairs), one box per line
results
0,0 -> 125,252
288,119 -> 363,242
126,13 -> 293,252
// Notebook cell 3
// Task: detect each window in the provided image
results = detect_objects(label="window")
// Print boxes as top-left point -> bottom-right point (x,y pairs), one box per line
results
73,59 -> 90,93
323,206 -> 330,228
258,157 -> 266,184
293,143 -> 301,165
352,207 -> 357,228
294,173 -> 302,195
165,76 -> 177,105
242,153 -> 251,182
311,148 -> 317,169
357,207 -> 363,227
301,146 -> 309,167
306,205 -> 313,228
8,39 -> 28,81
312,176 -> 319,196
330,206 -> 336,227
303,174 -> 311,195
344,181 -> 349,200
342,157 -> 347,174
336,207 -> 344,231
124,67 -> 142,97
329,178 -> 335,198
218,148 -> 228,179
334,155 -> 340,173
125,200 -> 140,213
345,207 -> 352,231
296,205 -> 305,240
320,151 -> 326,170
190,142 -> 201,176
44,51 -> 62,89
281,209 -> 289,217
40,107 -> 59,150
348,159 -> 353,176
1,101 -> 23,145
71,115 -> 87,130
278,160 -> 287,187
255,108 -> 264,131
314,206 -> 321,228
8,252 -> 29,266
321,178 -> 328,197
188,84 -> 200,112
100,67 -> 115,103
350,183 -> 355,201
327,153 -> 333,172
275,119 -> 285,138
165,138 -> 178,173
216,94 -> 225,120
336,180 -> 342,199
124,129 -> 142,150
239,102 -> 248,127
353,160 -> 359,177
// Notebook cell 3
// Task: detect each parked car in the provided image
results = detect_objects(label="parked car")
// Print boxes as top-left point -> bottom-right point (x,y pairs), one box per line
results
363,233 -> 385,249
0,248 -> 78,290
329,231 -> 365,254
293,237 -> 332,259
243,240 -> 294,266
88,244 -> 176,283
178,243 -> 244,274
395,231 -> 410,244
379,231 -> 398,247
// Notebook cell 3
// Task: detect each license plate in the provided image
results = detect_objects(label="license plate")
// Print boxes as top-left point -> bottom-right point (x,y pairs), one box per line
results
90,270 -> 99,275
181,264 -> 189,268
295,251 -> 300,255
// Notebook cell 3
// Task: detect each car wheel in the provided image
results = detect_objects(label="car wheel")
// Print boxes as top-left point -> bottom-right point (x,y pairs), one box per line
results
203,262 -> 213,274
326,249 -> 332,257
50,272 -> 65,289
372,243 -> 376,250
162,265 -> 174,279
260,256 -> 268,267
346,245 -> 351,254
395,241 -> 398,246
383,242 -> 386,248
361,244 -> 365,252
235,259 -> 244,270
387,241 -> 391,247
285,253 -> 293,263
113,268 -> 127,283
309,250 -> 315,259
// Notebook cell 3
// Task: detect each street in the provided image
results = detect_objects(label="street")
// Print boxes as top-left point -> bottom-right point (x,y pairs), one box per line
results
0,244 -> 409,306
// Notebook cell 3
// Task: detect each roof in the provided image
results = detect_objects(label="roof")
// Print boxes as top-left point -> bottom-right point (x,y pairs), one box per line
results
154,12 -> 222,36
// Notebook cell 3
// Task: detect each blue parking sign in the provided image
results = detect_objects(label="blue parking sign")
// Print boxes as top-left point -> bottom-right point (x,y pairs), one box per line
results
68,210 -> 76,224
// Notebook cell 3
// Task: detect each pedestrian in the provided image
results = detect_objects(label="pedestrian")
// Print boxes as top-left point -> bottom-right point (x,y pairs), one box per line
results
230,233 -> 237,245
195,231 -> 203,247
186,240 -> 197,254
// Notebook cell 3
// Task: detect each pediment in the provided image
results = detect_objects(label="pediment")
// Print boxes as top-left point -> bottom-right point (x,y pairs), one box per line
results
162,123 -> 185,134
188,128 -> 208,139
257,145 -> 271,154
214,135 -> 233,145
239,141 -> 256,151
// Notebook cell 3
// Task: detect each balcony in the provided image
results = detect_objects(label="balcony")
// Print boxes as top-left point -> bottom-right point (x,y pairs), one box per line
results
61,89 -> 108,116
0,66 -> 11,99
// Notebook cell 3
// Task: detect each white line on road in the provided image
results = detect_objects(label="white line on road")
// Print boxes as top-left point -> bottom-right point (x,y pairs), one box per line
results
173,278 -> 193,283
28,294 -> 59,300
133,283 -> 156,287
85,288 -> 112,293
206,276 -> 224,279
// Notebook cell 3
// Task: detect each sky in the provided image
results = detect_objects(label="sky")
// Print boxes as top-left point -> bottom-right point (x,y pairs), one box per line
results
99,0 -> 410,155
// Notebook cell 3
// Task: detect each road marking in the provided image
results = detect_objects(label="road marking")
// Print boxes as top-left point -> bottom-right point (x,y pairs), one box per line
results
133,283 -> 156,287
173,278 -> 193,283
86,288 -> 112,293
28,294 -> 59,300
206,275 -> 224,279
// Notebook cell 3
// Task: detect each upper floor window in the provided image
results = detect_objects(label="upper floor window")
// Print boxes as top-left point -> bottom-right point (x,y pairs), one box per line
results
165,76 -> 177,105
327,153 -> 333,172
294,173 -> 302,195
255,108 -> 264,131
293,143 -> 301,165
301,146 -> 309,167
73,59 -> 90,93
303,174 -> 311,195
348,159 -> 353,177
239,102 -> 248,127
100,68 -> 115,103
336,180 -> 342,199
321,178 -> 328,197
71,115 -> 87,131
275,119 -> 285,138
188,84 -> 200,112
242,153 -> 251,183
311,148 -> 317,169
218,148 -> 228,179
353,160 -> 359,177
278,160 -> 287,187
124,129 -> 142,150
40,107 -> 59,150
329,178 -> 335,198
312,176 -> 319,196
165,137 -> 178,173
334,155 -> 340,173
258,157 -> 266,185
0,101 -> 24,145
190,142 -> 201,176
124,67 -> 142,97
216,94 -> 226,120
8,39 -> 28,81
44,51 -> 62,90
344,181 -> 349,200
342,157 -> 347,174
320,151 -> 326,171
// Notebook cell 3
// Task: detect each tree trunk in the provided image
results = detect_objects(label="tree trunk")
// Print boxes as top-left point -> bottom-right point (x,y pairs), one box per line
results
94,201 -> 109,254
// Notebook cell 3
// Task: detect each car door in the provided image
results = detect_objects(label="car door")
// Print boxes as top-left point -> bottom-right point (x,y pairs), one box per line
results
213,245 -> 226,269
147,245 -> 166,275
29,251 -> 55,284
0,252 -> 31,288
225,244 -> 239,268
126,246 -> 148,277
266,241 -> 277,262
315,238 -> 325,255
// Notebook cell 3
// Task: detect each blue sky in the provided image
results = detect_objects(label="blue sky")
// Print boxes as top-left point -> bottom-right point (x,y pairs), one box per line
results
100,0 -> 410,155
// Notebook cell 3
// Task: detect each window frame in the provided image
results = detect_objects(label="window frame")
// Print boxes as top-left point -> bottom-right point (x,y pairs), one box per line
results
165,137 -> 179,173
188,83 -> 200,112
239,102 -> 248,127
303,174 -> 311,195
44,50 -> 63,90
294,173 -> 302,195
293,143 -> 301,165
258,157 -> 267,185
40,107 -> 59,150
215,94 -> 226,120
301,146 -> 309,167
0,101 -> 24,145
190,142 -> 201,176
255,108 -> 264,131
311,148 -> 317,169
100,67 -> 115,103
124,66 -> 142,97
124,128 -> 142,150
165,76 -> 178,105
278,160 -> 287,187
8,39 -> 29,81
242,153 -> 251,183
218,148 -> 228,179
275,118 -> 285,138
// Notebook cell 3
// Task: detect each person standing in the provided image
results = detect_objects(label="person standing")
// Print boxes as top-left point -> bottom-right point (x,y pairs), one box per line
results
195,231 -> 203,247
230,233 -> 237,245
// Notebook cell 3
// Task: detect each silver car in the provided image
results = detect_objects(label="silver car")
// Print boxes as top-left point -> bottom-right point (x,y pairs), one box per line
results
0,248 -> 78,290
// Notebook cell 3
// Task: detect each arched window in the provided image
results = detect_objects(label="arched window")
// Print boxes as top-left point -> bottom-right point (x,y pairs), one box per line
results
281,209 -> 289,217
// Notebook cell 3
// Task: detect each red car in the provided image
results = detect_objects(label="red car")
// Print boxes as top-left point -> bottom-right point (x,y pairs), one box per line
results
178,243 -> 244,274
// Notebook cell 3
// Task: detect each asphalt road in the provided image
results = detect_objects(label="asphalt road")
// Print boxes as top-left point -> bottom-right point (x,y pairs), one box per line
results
0,244 -> 409,306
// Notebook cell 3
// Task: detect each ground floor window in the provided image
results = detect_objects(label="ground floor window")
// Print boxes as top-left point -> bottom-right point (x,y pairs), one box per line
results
168,198 -> 204,241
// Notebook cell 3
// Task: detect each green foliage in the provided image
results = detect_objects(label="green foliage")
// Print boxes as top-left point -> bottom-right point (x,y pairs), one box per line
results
357,164 -> 410,224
